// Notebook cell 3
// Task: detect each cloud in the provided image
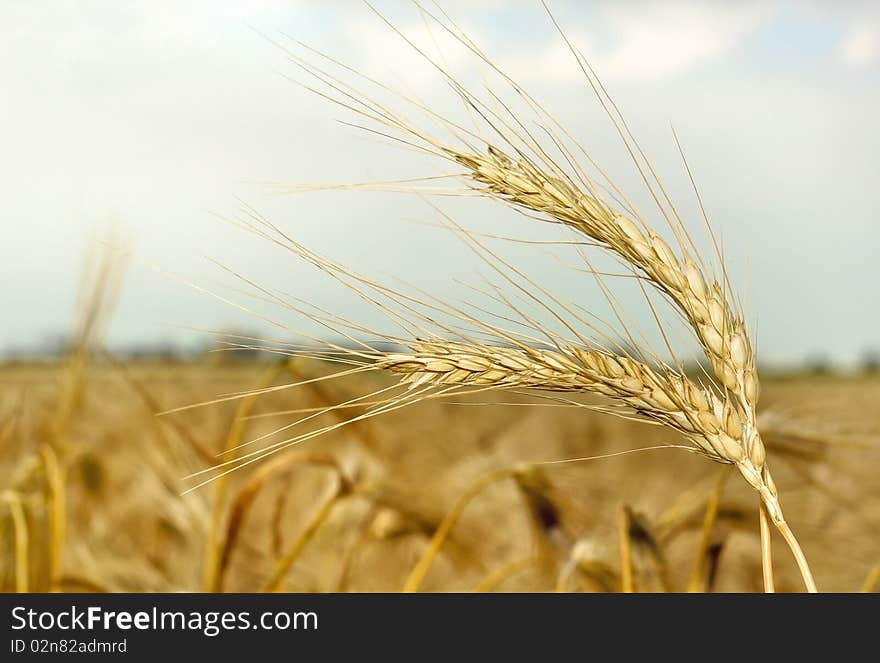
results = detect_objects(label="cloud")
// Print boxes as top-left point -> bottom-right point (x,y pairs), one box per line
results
839,22 -> 880,66
507,1 -> 771,82
599,2 -> 770,77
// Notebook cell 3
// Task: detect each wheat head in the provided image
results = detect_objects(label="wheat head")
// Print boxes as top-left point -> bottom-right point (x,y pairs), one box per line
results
223,6 -> 818,591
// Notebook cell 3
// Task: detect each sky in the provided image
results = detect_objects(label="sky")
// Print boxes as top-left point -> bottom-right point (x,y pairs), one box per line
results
1,0 -> 878,366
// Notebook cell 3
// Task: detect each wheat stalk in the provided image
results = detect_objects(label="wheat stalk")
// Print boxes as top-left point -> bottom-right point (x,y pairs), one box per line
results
422,137 -> 813,586
206,5 -> 819,591
366,156 -> 813,588
418,143 -> 814,589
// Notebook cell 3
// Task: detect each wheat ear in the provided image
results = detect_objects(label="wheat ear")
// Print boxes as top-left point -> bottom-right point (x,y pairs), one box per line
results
245,7 -> 818,590
439,143 -> 817,581
438,141 -> 814,588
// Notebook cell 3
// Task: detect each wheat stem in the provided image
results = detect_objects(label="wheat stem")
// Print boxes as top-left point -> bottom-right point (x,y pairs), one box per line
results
772,515 -> 817,593
265,483 -> 343,592
759,501 -> 775,593
618,503 -> 634,593
3,491 -> 29,593
687,469 -> 727,592
473,557 -> 536,592
204,362 -> 284,592
404,467 -> 516,592
739,464 -> 817,592
39,446 -> 65,592
861,563 -> 880,592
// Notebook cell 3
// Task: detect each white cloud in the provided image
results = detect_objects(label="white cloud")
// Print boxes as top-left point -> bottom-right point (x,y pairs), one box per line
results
599,2 -> 769,77
507,1 -> 771,82
839,23 -> 880,66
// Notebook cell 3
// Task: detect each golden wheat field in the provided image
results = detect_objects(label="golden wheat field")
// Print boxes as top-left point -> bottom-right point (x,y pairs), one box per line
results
4,3 -> 880,601
2,355 -> 878,594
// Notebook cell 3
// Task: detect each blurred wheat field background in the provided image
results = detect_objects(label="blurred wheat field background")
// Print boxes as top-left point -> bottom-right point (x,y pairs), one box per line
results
2,345 -> 879,592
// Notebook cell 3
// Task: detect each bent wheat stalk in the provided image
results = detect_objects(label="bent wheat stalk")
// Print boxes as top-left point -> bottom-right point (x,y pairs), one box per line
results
202,5 -> 817,591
